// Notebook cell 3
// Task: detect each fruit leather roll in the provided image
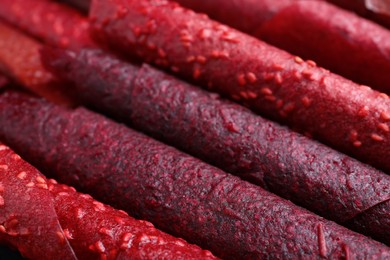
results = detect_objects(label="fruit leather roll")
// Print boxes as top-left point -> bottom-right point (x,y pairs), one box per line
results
41,47 -> 390,245
0,143 -> 216,259
0,0 -> 95,49
0,22 -> 73,105
174,0 -> 390,94
327,0 -> 390,28
90,0 -> 390,174
0,91 -> 389,259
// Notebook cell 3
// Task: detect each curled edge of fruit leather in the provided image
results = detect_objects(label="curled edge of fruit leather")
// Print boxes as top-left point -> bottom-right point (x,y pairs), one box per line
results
0,144 -> 77,259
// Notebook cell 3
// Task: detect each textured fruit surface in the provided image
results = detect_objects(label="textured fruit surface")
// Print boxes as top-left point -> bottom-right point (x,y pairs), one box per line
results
90,0 -> 390,173
177,0 -> 390,93
42,47 -> 390,245
0,143 -> 216,259
0,144 -> 77,260
0,90 -> 389,259
0,22 -> 73,105
0,0 -> 95,49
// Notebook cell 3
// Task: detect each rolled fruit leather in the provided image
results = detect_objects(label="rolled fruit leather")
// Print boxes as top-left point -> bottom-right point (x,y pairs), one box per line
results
42,47 -> 390,245
0,90 -> 389,259
89,0 -> 390,174
175,0 -> 390,94
0,143 -> 217,259
0,0 -> 95,49
0,22 -> 74,105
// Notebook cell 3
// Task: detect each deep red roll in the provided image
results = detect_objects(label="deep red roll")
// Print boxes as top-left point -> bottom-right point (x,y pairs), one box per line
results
0,90 -> 389,259
176,0 -> 390,94
42,47 -> 390,245
0,0 -> 95,49
0,143 -> 216,259
90,0 -> 390,174
0,22 -> 74,105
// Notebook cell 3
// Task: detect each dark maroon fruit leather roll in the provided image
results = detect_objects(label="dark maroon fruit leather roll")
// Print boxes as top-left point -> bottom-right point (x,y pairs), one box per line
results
175,0 -> 390,94
42,47 -> 390,245
0,90 -> 389,259
0,144 -> 216,259
90,0 -> 390,174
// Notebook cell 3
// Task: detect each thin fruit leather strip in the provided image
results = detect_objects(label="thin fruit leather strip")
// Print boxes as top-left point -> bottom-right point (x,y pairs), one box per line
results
0,22 -> 73,105
0,0 -> 95,50
42,47 -> 390,245
327,0 -> 390,28
90,0 -> 390,174
175,0 -> 390,94
0,92 -> 389,259
0,144 -> 216,260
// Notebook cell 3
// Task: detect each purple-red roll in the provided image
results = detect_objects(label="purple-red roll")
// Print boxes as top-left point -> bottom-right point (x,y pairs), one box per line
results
42,47 -> 390,245
0,90 -> 389,259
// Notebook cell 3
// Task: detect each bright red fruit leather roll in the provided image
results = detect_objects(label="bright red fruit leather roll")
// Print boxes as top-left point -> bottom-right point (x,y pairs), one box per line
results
0,90 -> 389,259
90,0 -> 390,174
42,47 -> 390,245
0,22 -> 73,105
175,0 -> 390,94
0,143 -> 216,259
327,0 -> 390,28
0,0 -> 95,49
